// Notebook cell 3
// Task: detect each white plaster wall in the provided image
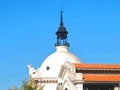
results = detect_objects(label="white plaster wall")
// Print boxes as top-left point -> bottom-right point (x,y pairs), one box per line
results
39,46 -> 81,77
75,84 -> 83,90
58,62 -> 83,90
42,83 -> 57,90
114,87 -> 120,90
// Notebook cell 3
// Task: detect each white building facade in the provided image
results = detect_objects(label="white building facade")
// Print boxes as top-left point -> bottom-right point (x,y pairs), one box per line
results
28,11 -> 120,90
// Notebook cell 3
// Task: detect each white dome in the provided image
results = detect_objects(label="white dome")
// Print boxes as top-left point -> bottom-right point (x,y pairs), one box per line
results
39,46 -> 82,77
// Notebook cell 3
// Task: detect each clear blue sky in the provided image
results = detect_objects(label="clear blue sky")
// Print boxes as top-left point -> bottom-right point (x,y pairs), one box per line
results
0,0 -> 120,89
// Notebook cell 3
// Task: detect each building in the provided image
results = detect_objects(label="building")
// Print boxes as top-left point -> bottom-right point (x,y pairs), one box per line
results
28,11 -> 120,90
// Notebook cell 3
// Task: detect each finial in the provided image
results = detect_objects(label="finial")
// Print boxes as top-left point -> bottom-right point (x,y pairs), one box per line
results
60,9 -> 64,26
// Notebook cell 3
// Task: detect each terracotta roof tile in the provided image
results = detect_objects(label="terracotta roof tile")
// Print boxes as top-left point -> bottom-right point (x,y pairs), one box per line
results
73,64 -> 120,69
83,74 -> 120,82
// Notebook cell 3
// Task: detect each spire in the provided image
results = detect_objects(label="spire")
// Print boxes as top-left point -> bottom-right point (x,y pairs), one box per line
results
55,10 -> 69,47
60,10 -> 63,26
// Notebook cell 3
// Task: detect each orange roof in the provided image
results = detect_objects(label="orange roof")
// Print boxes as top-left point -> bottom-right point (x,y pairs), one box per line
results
83,74 -> 120,82
73,64 -> 120,69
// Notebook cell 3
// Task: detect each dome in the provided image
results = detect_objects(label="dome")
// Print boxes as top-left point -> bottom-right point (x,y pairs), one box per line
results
39,46 -> 82,77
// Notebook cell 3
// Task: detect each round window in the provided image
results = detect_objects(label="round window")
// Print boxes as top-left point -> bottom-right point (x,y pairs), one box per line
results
46,66 -> 50,70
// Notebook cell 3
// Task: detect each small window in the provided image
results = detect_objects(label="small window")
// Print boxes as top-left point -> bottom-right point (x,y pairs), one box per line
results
33,72 -> 35,74
46,66 -> 50,70
65,88 -> 68,90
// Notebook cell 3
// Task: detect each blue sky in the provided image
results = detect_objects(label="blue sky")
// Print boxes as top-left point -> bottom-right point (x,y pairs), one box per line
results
0,0 -> 120,89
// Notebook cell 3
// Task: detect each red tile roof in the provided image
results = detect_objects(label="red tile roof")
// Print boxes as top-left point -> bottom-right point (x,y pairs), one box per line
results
83,74 -> 120,82
73,64 -> 120,69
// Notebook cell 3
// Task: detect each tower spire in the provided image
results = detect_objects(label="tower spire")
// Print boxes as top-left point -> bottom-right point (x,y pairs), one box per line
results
55,10 -> 69,47
60,10 -> 63,26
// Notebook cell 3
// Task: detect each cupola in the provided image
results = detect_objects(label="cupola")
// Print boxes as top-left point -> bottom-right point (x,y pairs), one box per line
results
55,11 -> 69,47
